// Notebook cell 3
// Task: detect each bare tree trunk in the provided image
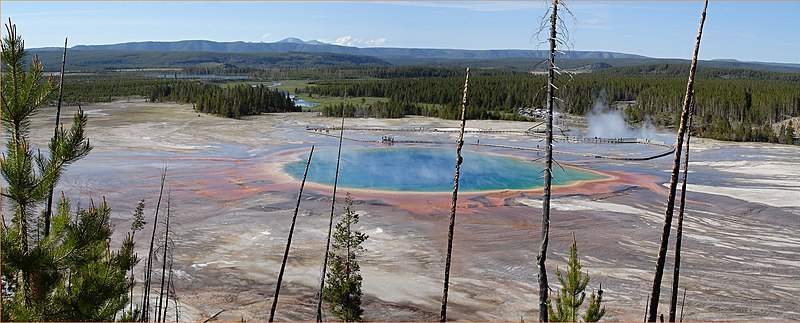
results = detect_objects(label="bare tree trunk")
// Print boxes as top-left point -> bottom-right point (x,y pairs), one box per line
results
538,1 -> 558,321
440,67 -> 470,322
316,104 -> 346,322
171,273 -> 181,323
44,37 -> 68,237
157,192 -> 172,323
668,102 -> 695,322
647,2 -> 707,321
143,168 -> 168,322
270,146 -> 315,322
163,257 -> 173,323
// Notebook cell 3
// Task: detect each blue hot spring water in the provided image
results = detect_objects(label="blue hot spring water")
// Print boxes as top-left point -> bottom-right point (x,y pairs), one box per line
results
284,147 -> 604,192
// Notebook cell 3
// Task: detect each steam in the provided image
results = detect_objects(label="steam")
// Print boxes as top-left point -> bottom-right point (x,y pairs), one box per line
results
586,101 -> 659,141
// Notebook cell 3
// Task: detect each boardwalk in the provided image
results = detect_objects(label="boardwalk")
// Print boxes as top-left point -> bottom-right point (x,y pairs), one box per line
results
306,125 -> 675,161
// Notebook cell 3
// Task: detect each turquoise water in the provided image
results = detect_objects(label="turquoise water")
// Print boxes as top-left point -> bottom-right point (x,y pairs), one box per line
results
284,147 -> 604,192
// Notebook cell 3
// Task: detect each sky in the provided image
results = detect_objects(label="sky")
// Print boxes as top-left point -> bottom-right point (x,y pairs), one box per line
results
1,1 -> 798,64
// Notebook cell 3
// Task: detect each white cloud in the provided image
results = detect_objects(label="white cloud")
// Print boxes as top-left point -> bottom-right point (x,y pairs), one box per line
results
261,33 -> 272,40
364,38 -> 386,46
323,35 -> 387,47
332,35 -> 354,46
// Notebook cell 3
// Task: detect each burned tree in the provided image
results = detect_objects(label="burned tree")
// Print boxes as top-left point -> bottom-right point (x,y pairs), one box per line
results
668,100 -> 696,322
537,0 -> 559,321
142,168 -> 167,322
647,1 -> 708,321
43,37 -> 69,238
439,67 -> 470,322
269,146 -> 315,322
156,192 -> 173,323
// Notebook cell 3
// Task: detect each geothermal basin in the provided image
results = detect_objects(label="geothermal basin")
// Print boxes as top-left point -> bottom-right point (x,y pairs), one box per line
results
17,100 -> 800,322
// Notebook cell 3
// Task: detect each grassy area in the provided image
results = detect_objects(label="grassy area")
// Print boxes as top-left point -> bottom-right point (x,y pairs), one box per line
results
271,80 -> 313,94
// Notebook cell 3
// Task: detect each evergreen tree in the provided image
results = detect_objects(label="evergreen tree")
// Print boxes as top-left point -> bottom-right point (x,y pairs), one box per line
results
546,237 -> 605,322
1,21 -> 138,321
322,193 -> 368,322
581,287 -> 605,322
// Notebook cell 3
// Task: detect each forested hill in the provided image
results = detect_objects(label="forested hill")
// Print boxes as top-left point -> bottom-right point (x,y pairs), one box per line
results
384,57 -> 800,74
31,39 -> 800,73
46,38 -> 647,60
31,50 -> 390,71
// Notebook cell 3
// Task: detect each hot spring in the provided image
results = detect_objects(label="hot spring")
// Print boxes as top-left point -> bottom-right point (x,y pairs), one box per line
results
284,147 -> 605,192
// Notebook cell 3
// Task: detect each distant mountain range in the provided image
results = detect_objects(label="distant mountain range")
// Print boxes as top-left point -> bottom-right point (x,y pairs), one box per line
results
30,38 -> 800,73
30,50 -> 391,71
44,38 -> 647,60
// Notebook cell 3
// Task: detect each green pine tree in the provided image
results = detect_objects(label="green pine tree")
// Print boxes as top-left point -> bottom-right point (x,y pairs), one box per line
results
323,193 -> 368,322
546,237 -> 605,322
1,21 -> 139,321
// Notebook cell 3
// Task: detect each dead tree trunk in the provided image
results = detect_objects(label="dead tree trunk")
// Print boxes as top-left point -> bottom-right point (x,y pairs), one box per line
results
143,168 -> 167,322
538,0 -> 558,321
668,102 -> 695,322
440,67 -> 470,322
171,272 -> 181,323
162,256 -> 174,323
647,1 -> 707,321
43,37 -> 68,237
270,146 -> 315,322
156,192 -> 172,323
316,104 -> 347,322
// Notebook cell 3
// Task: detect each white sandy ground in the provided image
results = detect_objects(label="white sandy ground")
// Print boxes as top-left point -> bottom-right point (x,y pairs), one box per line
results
663,158 -> 800,208
9,100 -> 800,321
691,159 -> 800,178
679,183 -> 800,208
517,197 -> 666,227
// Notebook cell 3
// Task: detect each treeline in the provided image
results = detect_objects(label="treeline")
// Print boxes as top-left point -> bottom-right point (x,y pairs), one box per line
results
59,74 -> 171,104
302,76 -> 643,119
150,82 -> 298,118
182,65 -> 523,80
52,73 -> 299,118
321,101 -> 408,119
694,117 -> 796,144
181,61 -> 800,81
595,63 -> 800,81
302,73 -> 800,143
627,78 -> 800,124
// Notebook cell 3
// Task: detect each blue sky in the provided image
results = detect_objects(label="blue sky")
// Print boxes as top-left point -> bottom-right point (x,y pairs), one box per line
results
2,1 -> 798,64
